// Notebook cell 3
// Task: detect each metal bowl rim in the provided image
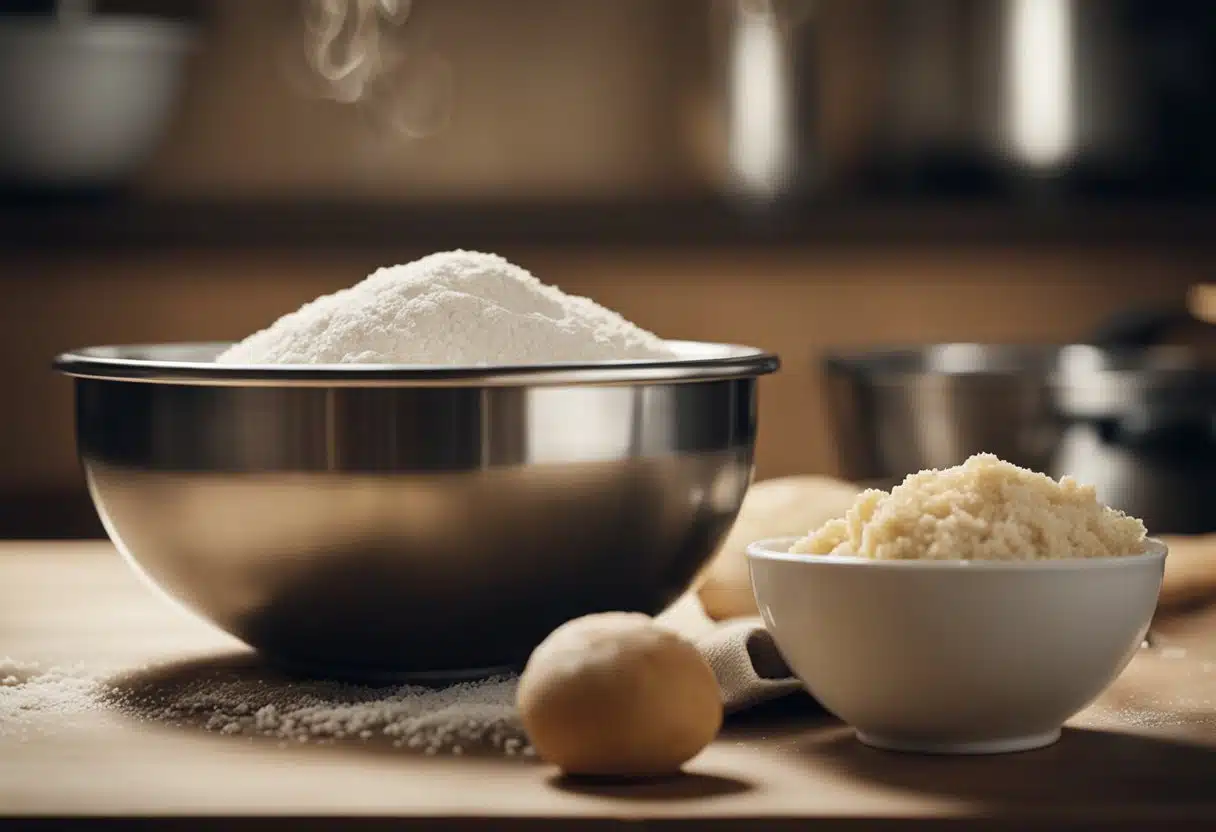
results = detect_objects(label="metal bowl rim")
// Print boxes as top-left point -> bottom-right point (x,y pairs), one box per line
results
824,343 -> 1213,382
822,343 -> 1065,378
54,340 -> 781,388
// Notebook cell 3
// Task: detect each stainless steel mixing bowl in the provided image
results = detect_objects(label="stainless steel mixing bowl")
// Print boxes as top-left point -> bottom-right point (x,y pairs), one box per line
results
55,342 -> 779,681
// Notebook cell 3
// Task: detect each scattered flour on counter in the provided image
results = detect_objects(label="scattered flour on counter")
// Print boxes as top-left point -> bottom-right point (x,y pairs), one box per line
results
0,659 -> 101,739
216,250 -> 675,366
115,670 -> 532,756
0,657 -> 533,757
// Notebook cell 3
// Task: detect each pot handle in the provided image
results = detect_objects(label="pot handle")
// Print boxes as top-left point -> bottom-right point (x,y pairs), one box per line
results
1087,304 -> 1192,349
1099,407 -> 1216,452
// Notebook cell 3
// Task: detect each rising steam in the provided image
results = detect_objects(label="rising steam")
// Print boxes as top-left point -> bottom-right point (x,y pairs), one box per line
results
305,0 -> 410,103
295,0 -> 453,138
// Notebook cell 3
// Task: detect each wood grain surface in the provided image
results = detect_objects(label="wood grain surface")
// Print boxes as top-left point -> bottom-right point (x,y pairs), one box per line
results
3,542 -> 1216,830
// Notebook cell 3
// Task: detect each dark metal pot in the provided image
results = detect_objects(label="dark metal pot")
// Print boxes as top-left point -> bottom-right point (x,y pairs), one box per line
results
822,338 -> 1216,534
1049,345 -> 1216,535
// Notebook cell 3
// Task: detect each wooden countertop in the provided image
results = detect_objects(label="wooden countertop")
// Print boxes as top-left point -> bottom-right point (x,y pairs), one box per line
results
4,542 -> 1216,829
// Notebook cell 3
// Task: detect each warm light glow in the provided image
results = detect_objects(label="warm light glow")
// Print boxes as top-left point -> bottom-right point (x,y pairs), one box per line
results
728,0 -> 794,200
1006,0 -> 1074,170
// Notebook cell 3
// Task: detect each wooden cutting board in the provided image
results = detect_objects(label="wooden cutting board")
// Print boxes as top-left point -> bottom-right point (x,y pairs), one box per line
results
3,541 -> 1216,830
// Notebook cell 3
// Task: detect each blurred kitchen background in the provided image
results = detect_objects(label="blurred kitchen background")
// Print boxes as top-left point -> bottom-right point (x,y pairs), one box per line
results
3,0 -> 1216,538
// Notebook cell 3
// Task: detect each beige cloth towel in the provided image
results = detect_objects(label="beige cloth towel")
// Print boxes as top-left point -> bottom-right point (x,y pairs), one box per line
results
656,592 -> 805,714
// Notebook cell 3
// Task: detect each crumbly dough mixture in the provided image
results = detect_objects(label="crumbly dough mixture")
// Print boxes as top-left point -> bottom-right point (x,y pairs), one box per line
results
791,454 -> 1147,561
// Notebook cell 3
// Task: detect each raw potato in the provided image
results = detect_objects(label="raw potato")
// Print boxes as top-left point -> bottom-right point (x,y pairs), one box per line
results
516,612 -> 722,778
697,475 -> 861,620
1158,534 -> 1216,615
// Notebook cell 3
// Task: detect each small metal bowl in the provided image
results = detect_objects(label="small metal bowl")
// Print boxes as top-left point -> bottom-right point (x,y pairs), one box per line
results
55,342 -> 779,681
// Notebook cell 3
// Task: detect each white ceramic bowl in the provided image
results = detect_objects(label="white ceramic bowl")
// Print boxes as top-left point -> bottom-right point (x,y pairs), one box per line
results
747,537 -> 1167,755
0,17 -> 196,188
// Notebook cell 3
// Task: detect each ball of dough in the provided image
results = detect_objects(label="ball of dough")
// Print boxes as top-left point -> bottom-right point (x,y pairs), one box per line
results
698,475 -> 861,620
517,612 -> 722,778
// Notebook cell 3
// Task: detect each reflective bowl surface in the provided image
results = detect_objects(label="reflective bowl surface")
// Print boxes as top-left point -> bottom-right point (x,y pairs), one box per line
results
55,341 -> 779,681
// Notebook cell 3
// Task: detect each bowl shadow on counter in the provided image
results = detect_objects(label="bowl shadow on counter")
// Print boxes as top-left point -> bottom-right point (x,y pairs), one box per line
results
99,650 -> 540,763
796,725 -> 1216,809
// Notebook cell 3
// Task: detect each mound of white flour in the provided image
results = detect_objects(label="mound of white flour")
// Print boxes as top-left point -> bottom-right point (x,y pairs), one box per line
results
217,250 -> 675,366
